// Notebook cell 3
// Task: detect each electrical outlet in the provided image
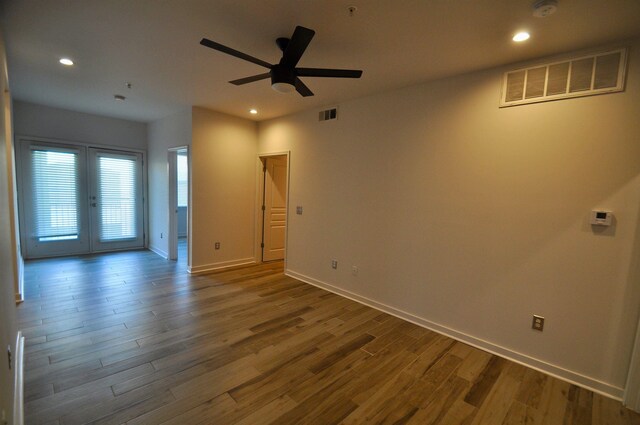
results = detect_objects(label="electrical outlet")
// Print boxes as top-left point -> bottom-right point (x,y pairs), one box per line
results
296,206 -> 303,215
532,315 -> 545,331
352,266 -> 358,276
215,242 -> 221,250
331,259 -> 338,269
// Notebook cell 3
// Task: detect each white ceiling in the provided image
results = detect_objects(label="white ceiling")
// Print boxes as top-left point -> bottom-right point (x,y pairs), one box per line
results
1,0 -> 640,122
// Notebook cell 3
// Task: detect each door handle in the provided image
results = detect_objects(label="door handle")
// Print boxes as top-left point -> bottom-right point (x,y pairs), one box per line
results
91,202 -> 97,207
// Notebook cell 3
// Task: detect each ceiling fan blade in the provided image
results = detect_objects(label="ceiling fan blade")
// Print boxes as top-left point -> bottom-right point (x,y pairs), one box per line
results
200,38 -> 272,69
229,73 -> 271,85
295,78 -> 314,97
280,26 -> 315,68
296,68 -> 363,78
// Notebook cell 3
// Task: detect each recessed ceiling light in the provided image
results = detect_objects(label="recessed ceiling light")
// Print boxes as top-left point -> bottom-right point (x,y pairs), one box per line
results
114,94 -> 126,101
249,109 -> 258,115
59,58 -> 74,66
513,32 -> 531,42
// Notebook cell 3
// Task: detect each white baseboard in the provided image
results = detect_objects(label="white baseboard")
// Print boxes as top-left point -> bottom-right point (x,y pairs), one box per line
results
13,331 -> 24,425
148,245 -> 168,259
286,269 -> 624,401
189,258 -> 256,274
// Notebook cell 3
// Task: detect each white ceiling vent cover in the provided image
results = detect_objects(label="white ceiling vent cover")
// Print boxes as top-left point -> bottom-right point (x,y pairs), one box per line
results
500,48 -> 627,107
319,106 -> 338,122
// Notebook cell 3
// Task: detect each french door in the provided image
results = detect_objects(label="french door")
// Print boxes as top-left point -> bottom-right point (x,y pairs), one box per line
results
20,140 -> 144,258
88,148 -> 144,251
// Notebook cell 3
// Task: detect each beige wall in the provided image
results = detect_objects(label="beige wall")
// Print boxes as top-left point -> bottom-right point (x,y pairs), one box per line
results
13,101 -> 147,150
259,40 -> 640,397
0,28 -> 20,424
148,109 -> 192,258
190,107 -> 258,272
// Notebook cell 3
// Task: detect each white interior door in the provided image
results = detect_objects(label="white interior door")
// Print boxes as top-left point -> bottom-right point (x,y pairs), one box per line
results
262,156 -> 287,261
20,142 -> 89,258
88,148 -> 144,252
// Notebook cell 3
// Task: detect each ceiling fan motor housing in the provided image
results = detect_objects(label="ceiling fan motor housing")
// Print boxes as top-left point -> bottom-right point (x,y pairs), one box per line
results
271,64 -> 296,88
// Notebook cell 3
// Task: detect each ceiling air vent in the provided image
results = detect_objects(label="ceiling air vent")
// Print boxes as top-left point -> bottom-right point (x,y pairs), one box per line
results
319,107 -> 338,122
500,48 -> 627,107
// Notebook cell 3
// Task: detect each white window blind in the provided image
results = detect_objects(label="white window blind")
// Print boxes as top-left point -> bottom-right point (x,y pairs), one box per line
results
177,154 -> 188,207
97,154 -> 137,241
31,149 -> 79,241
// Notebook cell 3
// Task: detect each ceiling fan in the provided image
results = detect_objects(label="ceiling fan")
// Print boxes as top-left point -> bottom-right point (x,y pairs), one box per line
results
199,26 -> 363,97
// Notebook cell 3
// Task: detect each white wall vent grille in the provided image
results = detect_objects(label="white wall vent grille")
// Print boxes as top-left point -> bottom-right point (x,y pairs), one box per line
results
319,107 -> 338,122
500,48 -> 627,107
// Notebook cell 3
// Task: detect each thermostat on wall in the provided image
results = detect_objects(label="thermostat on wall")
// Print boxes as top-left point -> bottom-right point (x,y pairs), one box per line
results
590,210 -> 613,226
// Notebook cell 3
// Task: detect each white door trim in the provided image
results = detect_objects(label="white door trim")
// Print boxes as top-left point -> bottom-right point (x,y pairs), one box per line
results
168,149 -> 178,260
255,151 -> 290,266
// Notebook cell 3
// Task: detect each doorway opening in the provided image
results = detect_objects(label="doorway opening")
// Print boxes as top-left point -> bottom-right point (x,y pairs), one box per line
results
168,147 -> 189,264
258,153 -> 289,263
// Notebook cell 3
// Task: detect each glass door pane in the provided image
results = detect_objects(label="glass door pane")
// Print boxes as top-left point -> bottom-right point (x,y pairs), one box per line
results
32,150 -> 79,240
98,155 -> 137,240
89,149 -> 144,251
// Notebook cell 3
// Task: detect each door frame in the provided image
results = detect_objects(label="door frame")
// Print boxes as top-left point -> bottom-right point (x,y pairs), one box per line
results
625,322 -> 640,411
255,151 -> 290,265
15,135 -> 148,259
168,146 -> 189,262
623,209 -> 640,412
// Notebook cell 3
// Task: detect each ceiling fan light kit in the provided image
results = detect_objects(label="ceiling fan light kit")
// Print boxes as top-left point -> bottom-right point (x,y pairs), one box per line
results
200,25 -> 363,97
270,64 -> 296,92
272,82 -> 295,93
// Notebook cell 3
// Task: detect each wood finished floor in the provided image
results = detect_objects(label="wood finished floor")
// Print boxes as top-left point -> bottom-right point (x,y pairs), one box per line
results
19,249 -> 640,425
